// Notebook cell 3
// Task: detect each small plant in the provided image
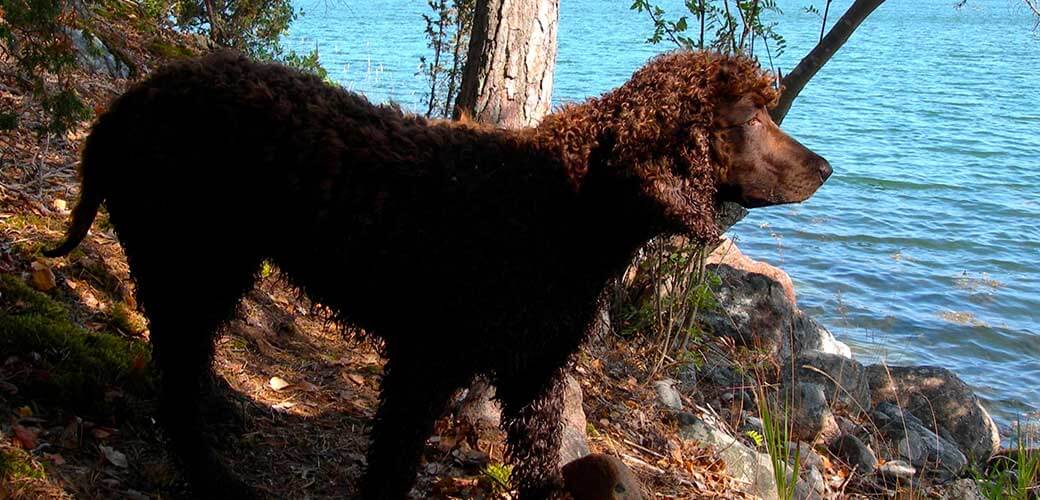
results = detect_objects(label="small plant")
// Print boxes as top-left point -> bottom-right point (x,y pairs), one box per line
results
483,463 -> 512,494
0,447 -> 46,481
745,429 -> 765,447
612,237 -> 719,378
974,420 -> 1039,500
418,0 -> 475,118
755,383 -> 800,500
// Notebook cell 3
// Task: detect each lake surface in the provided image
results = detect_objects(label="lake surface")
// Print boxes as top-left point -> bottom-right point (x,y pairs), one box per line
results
284,0 -> 1040,430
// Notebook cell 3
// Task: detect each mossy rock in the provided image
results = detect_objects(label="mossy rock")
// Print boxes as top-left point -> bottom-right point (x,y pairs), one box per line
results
146,38 -> 195,60
0,275 -> 154,411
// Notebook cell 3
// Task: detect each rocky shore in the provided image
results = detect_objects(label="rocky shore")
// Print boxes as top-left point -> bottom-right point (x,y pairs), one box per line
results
544,230 -> 1008,498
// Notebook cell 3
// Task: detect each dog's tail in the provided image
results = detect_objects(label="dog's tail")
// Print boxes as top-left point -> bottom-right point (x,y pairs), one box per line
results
43,125 -> 109,258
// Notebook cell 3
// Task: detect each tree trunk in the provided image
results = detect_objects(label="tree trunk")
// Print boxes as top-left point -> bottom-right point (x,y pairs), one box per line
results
771,0 -> 886,124
452,0 -> 591,471
453,0 -> 559,127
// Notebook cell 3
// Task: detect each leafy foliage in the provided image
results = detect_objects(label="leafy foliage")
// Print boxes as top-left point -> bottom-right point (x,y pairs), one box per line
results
142,0 -> 327,75
0,0 -> 92,133
630,0 -> 787,59
418,0 -> 475,118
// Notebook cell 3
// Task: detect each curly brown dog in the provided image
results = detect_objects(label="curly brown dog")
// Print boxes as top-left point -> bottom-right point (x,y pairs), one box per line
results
46,50 -> 831,498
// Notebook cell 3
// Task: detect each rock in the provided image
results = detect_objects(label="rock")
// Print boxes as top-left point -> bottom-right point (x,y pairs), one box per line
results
715,202 -> 748,234
457,374 -> 589,466
790,315 -> 852,360
700,263 -> 851,360
680,413 -> 778,500
829,434 -> 877,474
559,375 -> 591,465
784,350 -> 870,415
64,28 -> 130,79
562,454 -> 644,500
876,460 -> 917,484
938,478 -> 985,500
788,442 -> 825,472
652,379 -> 682,411
865,364 -> 1000,467
790,382 -> 840,444
794,466 -> 826,500
457,377 -> 502,431
708,236 -> 797,305
873,402 -> 967,481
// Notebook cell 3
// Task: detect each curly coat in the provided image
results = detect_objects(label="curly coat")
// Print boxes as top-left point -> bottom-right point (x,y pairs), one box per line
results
47,50 -> 782,499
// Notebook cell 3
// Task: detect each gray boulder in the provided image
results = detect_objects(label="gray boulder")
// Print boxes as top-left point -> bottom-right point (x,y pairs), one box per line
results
65,28 -> 130,79
873,402 -> 968,481
700,264 -> 851,361
783,350 -> 871,415
865,364 -> 1000,467
794,466 -> 826,500
829,434 -> 877,474
559,375 -> 591,465
939,478 -> 985,500
790,382 -> 840,444
679,413 -> 778,500
652,379 -> 683,411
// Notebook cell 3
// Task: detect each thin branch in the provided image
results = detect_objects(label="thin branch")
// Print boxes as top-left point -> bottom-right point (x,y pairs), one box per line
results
1025,0 -> 1040,17
820,0 -> 832,43
771,0 -> 886,124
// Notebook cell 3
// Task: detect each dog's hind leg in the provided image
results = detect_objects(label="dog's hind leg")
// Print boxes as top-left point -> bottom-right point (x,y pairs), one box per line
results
360,351 -> 468,499
127,244 -> 261,498
498,369 -> 568,499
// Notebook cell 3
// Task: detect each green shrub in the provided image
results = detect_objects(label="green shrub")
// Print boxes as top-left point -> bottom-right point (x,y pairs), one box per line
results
0,0 -> 91,133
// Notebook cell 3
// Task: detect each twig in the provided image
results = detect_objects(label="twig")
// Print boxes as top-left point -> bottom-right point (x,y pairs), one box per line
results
622,437 -> 667,460
620,453 -> 666,474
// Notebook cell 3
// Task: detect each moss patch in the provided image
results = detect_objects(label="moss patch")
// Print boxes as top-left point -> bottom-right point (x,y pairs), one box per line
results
145,38 -> 195,60
0,447 -> 45,481
0,275 -> 154,411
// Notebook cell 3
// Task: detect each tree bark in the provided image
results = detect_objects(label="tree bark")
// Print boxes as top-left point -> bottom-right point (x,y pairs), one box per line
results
453,0 -> 559,127
771,0 -> 885,124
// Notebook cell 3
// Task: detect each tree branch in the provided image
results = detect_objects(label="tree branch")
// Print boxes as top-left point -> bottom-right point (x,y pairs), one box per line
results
771,0 -> 885,124
1025,0 -> 1040,17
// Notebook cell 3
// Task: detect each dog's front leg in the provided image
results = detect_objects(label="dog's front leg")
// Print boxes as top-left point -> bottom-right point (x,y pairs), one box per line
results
498,370 -> 568,499
360,356 -> 466,499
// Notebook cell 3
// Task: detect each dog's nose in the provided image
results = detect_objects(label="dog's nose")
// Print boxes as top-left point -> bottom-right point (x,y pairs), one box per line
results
818,159 -> 833,182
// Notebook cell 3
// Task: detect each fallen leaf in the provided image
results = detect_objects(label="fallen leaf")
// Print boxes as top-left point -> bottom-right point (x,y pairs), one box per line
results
91,427 -> 113,440
297,380 -> 320,392
45,453 -> 66,465
52,199 -> 67,212
272,401 -> 297,411
12,425 -> 38,449
15,406 -> 32,417
29,261 -> 56,292
346,373 -> 365,386
99,445 -> 128,468
269,376 -> 291,391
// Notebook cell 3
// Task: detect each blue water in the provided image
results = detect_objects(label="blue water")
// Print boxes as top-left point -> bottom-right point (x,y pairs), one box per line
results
284,0 -> 1040,430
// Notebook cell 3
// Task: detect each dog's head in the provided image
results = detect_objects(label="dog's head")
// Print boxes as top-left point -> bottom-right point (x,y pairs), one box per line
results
587,51 -> 831,239
711,86 -> 832,208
